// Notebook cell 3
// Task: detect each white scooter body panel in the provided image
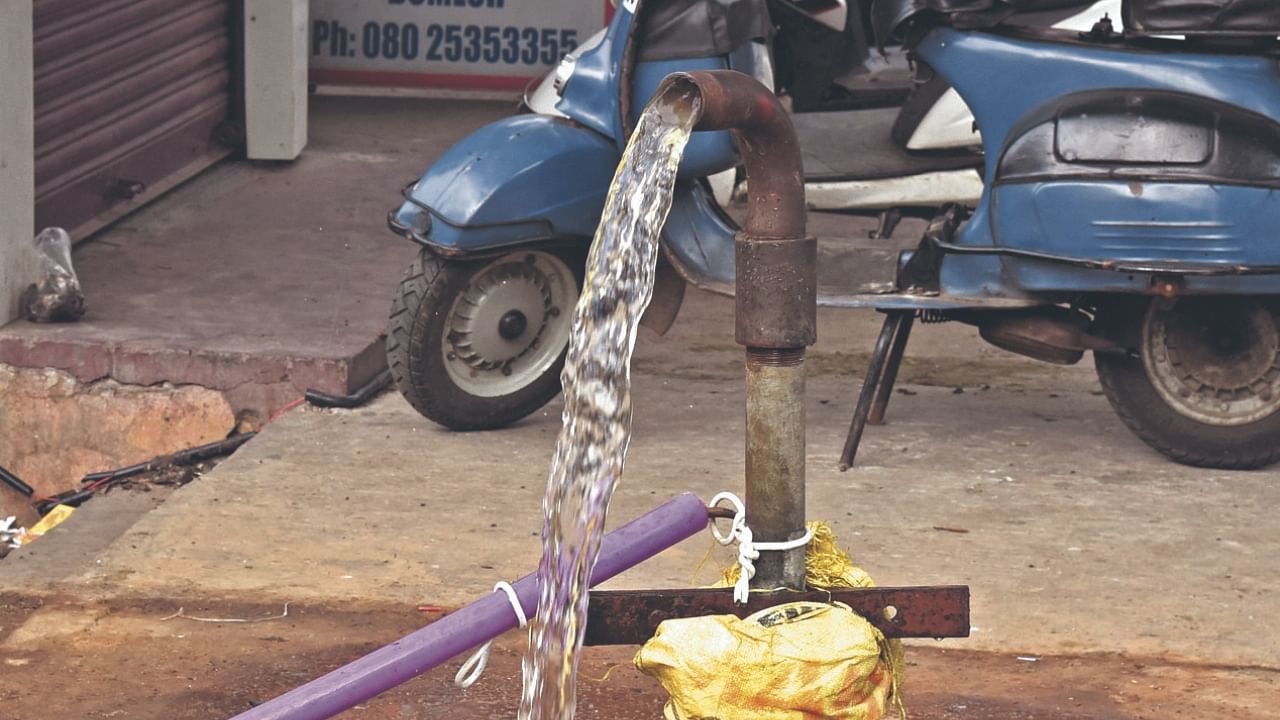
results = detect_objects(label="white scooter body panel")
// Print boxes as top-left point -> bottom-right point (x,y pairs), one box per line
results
905,0 -> 1122,151
524,29 -> 608,117
807,169 -> 984,210
812,0 -> 849,32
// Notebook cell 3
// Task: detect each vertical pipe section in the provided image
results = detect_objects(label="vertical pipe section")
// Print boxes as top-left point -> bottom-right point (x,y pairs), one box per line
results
745,349 -> 808,588
665,71 -> 816,590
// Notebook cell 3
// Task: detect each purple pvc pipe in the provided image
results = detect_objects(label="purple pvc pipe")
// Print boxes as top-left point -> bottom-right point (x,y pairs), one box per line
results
231,492 -> 709,720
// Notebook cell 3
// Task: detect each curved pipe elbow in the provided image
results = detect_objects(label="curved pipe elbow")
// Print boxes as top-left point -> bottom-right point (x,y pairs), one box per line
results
655,70 -> 806,241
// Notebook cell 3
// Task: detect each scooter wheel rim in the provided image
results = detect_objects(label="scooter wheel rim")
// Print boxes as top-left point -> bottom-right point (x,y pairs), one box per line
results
443,251 -> 577,399
1143,297 -> 1280,427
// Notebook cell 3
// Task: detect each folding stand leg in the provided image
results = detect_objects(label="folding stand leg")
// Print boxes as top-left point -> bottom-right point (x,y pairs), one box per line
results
839,311 -> 914,471
868,312 -> 914,426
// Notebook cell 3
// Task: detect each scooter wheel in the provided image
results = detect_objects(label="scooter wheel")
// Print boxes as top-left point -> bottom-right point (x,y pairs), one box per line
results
1094,297 -> 1280,470
386,247 -> 581,430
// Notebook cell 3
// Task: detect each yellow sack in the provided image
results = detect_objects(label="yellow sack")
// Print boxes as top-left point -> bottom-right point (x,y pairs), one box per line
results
636,601 -> 895,720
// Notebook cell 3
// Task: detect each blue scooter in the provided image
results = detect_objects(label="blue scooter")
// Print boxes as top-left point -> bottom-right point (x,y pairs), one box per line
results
382,0 -> 952,432
387,0 -> 1280,469
836,0 -> 1280,470
385,0 -> 769,431
380,0 -> 1083,430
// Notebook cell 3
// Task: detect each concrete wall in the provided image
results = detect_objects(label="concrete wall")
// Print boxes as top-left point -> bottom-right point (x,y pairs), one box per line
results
245,0 -> 309,160
0,1 -> 35,324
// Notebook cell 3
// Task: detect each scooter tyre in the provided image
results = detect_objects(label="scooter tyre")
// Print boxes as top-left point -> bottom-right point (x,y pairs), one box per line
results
386,249 -> 571,431
1094,304 -> 1280,470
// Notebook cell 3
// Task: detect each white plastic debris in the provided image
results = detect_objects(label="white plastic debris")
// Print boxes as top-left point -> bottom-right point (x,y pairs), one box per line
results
1,516 -> 27,549
21,227 -> 85,322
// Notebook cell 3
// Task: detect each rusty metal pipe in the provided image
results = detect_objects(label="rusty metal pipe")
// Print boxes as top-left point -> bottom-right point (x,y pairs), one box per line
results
662,70 -> 816,350
657,71 -> 816,590
660,70 -> 806,241
743,348 -> 808,588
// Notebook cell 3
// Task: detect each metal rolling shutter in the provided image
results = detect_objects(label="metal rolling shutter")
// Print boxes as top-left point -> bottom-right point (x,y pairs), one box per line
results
33,0 -> 241,242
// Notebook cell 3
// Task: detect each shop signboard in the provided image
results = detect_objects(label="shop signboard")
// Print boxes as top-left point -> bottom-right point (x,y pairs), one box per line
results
310,0 -> 611,90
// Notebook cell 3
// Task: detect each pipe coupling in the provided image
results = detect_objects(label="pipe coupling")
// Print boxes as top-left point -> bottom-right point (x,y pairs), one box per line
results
735,233 -> 818,349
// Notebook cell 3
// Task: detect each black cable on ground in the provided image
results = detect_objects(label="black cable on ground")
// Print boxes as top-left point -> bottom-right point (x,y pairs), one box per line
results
1,465 -> 34,498
305,368 -> 392,409
79,433 -> 257,486
34,433 -> 259,515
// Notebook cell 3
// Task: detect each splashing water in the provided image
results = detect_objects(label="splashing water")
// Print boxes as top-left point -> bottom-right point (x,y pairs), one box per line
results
518,85 -> 701,720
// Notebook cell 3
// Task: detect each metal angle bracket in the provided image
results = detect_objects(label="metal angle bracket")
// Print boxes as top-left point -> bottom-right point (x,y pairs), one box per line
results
583,585 -> 970,645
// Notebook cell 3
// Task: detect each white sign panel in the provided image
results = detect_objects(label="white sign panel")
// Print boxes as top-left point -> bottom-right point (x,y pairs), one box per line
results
310,0 -> 610,90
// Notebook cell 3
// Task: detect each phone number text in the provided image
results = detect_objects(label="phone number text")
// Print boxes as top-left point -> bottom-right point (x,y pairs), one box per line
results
313,19 -> 580,65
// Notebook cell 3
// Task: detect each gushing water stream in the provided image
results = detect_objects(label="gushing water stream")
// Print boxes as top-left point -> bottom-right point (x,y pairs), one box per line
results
518,85 -> 701,720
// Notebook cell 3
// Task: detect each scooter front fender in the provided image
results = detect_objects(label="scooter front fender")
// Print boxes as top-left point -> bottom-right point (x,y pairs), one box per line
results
662,181 -> 738,294
389,114 -> 617,255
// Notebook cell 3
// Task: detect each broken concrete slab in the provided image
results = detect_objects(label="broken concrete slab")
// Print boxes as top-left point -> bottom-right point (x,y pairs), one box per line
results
0,491 -> 169,587
0,364 -> 234,515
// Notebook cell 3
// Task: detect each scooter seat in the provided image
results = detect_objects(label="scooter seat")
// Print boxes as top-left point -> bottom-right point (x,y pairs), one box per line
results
1003,0 -> 1097,26
874,0 -> 1278,46
792,107 -> 981,182
872,0 -> 1090,42
1124,0 -> 1280,38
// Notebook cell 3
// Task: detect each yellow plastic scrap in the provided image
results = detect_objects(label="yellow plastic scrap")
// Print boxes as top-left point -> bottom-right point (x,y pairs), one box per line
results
17,504 -> 75,546
635,521 -> 906,720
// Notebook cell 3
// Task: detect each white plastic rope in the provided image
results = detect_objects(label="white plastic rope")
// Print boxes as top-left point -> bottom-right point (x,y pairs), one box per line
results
455,581 -> 527,689
709,491 -> 813,604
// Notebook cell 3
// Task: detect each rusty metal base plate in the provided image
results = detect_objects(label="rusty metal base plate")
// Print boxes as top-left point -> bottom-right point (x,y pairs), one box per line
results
584,586 -> 969,645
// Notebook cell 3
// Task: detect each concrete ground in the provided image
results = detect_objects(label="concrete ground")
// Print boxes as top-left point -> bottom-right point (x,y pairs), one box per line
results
8,287 -> 1278,657
3,287 -> 1277,717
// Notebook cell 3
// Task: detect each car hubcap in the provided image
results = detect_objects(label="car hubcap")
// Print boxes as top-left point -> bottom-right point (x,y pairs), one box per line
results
444,251 -> 577,398
1144,298 -> 1280,426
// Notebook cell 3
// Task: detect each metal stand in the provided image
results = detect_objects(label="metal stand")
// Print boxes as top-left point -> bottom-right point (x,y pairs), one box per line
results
870,208 -> 902,240
869,312 -> 914,425
840,310 -> 915,471
585,585 -> 968,645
